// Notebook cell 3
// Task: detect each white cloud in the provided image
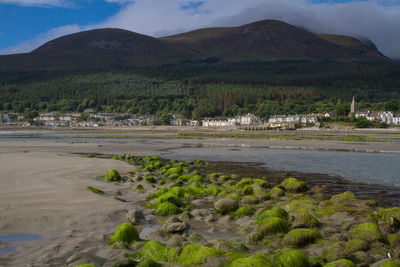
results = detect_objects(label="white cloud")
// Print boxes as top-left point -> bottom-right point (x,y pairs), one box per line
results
0,0 -> 72,7
1,0 -> 400,58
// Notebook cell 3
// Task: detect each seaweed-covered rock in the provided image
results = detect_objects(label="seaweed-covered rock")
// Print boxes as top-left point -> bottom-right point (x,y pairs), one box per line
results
214,198 -> 239,214
155,203 -> 181,216
280,178 -> 307,193
274,248 -> 310,267
254,178 -> 270,189
234,207 -> 254,218
322,242 -> 350,262
245,230 -> 263,244
178,244 -> 223,266
323,259 -> 356,267
254,190 -> 270,202
351,251 -> 375,265
284,228 -> 322,248
269,186 -> 284,197
330,191 -> 356,202
348,222 -> 384,243
259,217 -> 289,236
139,240 -> 179,262
74,265 -> 96,267
102,169 -> 121,182
109,223 -> 140,246
240,195 -> 259,204
345,238 -> 369,253
294,212 -> 320,228
257,207 -> 288,225
137,259 -> 162,267
164,167 -> 182,177
228,255 -> 272,267
371,259 -> 400,267
154,193 -> 183,207
126,209 -> 145,225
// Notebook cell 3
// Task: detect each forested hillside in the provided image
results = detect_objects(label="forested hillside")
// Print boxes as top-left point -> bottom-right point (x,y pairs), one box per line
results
1,61 -> 400,119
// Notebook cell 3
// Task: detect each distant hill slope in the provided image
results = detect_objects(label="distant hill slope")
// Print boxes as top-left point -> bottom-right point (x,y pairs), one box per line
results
0,28 -> 199,70
0,20 -> 387,70
162,20 -> 385,62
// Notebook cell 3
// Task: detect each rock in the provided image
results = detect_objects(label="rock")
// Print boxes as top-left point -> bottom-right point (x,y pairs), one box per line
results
167,235 -> 186,247
370,259 -> 400,267
205,214 -> 217,222
331,233 -> 347,241
214,198 -> 239,214
218,215 -> 232,224
188,232 -> 203,243
352,251 -> 375,265
320,226 -> 340,238
192,209 -> 209,217
161,222 -> 187,234
65,253 -> 104,266
192,199 -> 207,207
126,209 -> 145,225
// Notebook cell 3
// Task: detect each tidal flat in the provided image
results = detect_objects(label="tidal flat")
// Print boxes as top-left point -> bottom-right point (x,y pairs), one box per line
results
0,128 -> 399,266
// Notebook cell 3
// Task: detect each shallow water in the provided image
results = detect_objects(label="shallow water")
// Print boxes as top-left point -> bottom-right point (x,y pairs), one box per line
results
0,234 -> 43,256
163,146 -> 400,188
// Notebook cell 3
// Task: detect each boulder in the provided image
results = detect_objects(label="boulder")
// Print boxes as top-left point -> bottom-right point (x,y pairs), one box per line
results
127,209 -> 145,225
214,198 -> 239,214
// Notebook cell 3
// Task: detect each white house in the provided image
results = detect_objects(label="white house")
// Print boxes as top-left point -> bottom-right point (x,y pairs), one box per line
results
393,113 -> 400,125
380,111 -> 394,124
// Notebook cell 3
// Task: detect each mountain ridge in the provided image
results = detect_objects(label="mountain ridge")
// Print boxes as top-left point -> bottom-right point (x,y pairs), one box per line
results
0,19 -> 388,70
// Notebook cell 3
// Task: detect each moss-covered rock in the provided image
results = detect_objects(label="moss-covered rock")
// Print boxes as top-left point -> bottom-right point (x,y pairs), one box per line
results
241,195 -> 259,204
259,217 -> 289,236
270,186 -> 285,198
254,178 -> 270,189
378,260 -> 400,267
168,186 -> 185,198
102,169 -> 121,182
330,191 -> 356,202
345,238 -> 369,253
214,198 -> 239,214
74,265 -> 96,267
257,207 -> 289,225
274,248 -> 310,267
280,178 -> 307,193
323,259 -> 356,267
228,255 -> 272,267
155,203 -> 181,216
245,230 -> 264,244
234,207 -> 254,218
139,240 -> 179,262
322,242 -> 350,262
178,244 -> 223,266
109,223 -> 140,246
254,190 -> 270,202
294,212 -> 320,228
284,228 -> 322,248
136,258 -> 162,267
155,187 -> 169,197
348,222 -> 384,243
154,192 -> 183,207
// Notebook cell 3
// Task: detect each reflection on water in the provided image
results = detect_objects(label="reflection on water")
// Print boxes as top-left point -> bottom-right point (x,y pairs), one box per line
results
164,146 -> 400,187
0,247 -> 16,257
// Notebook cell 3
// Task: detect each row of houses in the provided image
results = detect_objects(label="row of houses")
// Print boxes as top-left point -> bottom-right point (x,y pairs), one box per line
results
354,110 -> 400,125
268,114 -> 319,129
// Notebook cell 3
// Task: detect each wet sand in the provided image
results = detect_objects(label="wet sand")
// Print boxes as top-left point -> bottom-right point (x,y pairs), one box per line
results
0,152 -> 135,266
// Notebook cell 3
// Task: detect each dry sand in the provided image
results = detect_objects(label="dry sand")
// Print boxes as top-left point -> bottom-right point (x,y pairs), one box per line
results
0,151 -> 138,267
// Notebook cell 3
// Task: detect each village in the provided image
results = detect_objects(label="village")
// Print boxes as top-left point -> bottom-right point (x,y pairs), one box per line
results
1,98 -> 399,129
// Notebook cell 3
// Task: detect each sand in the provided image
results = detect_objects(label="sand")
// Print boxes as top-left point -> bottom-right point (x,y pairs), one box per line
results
0,151 -> 136,267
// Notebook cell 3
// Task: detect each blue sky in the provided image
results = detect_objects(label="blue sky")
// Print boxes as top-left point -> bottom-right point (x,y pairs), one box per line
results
0,0 -> 399,58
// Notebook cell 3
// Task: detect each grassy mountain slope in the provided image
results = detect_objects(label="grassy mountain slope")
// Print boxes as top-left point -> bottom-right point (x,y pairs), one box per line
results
162,20 -> 385,62
0,28 -> 199,70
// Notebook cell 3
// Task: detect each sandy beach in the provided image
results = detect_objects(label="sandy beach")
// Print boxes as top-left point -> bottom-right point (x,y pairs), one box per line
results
0,151 -> 136,266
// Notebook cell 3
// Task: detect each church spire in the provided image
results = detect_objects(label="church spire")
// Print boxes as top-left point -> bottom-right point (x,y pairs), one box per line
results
351,96 -> 356,114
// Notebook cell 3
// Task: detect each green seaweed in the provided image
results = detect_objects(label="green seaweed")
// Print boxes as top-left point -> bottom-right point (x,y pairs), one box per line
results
102,169 -> 121,182
86,186 -> 104,195
345,238 -> 369,253
273,248 -> 310,267
348,222 -> 384,243
228,255 -> 272,267
109,223 -> 140,246
280,178 -> 307,193
270,186 -> 285,198
233,207 -> 254,218
139,240 -> 178,262
323,259 -> 356,267
178,244 -> 223,266
283,228 -> 322,248
257,207 -> 288,225
259,217 -> 289,236
154,203 -> 181,216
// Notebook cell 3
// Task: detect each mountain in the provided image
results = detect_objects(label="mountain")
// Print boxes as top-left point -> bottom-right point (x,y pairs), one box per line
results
162,20 -> 385,62
0,20 -> 387,70
0,28 -> 199,70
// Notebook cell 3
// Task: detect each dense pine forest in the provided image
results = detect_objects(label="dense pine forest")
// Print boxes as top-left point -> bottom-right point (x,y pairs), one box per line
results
1,60 -> 400,119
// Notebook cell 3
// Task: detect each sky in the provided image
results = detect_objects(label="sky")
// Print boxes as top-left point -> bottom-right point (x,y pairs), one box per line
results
0,0 -> 399,58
